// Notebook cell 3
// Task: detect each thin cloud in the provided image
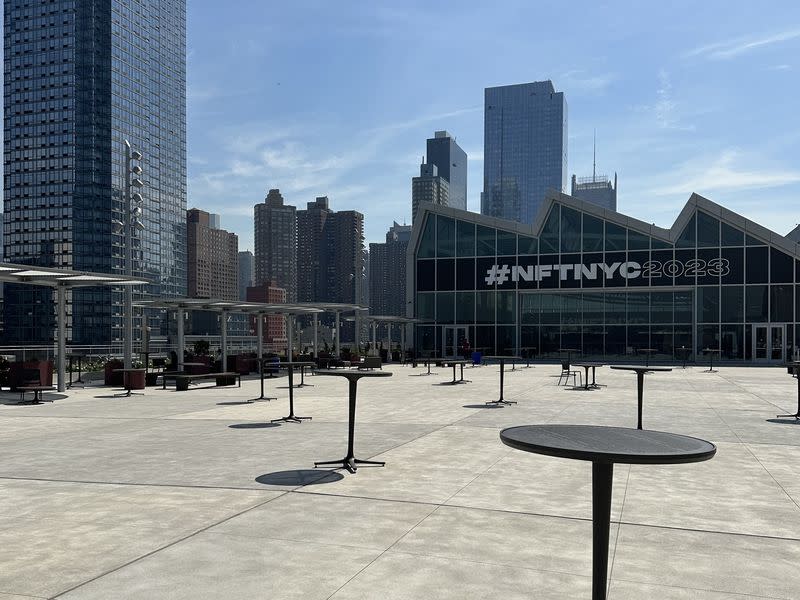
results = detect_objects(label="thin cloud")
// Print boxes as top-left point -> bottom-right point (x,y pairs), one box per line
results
684,29 -> 800,60
652,70 -> 695,131
559,70 -> 616,93
649,150 -> 800,196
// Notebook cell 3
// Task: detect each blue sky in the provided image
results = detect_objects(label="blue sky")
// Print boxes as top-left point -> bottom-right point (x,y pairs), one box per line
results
187,1 -> 800,250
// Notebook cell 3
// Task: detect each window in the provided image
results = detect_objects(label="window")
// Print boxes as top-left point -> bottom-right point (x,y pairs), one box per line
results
476,225 -> 495,256
435,215 -> 455,258
676,214 -> 696,248
605,222 -> 625,251
582,214 -> 603,252
696,211 -> 720,247
540,207 -> 559,253
456,220 -> 475,256
560,206 -> 581,252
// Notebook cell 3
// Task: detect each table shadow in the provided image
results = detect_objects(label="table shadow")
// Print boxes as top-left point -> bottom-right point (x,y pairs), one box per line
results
766,418 -> 800,425
462,403 -> 503,409
255,469 -> 344,486
1,392 -> 68,405
229,423 -> 281,429
217,401 -> 256,406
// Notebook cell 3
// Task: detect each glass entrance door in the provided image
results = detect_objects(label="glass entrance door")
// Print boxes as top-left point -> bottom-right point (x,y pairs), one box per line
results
443,326 -> 468,359
771,325 -> 785,362
753,324 -> 786,362
754,326 -> 768,360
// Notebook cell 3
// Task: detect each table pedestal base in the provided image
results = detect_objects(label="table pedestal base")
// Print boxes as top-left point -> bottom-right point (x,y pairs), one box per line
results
486,399 -> 517,406
271,414 -> 311,424
314,456 -> 385,474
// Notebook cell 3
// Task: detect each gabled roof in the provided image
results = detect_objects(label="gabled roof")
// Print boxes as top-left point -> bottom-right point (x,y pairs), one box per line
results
411,192 -> 800,259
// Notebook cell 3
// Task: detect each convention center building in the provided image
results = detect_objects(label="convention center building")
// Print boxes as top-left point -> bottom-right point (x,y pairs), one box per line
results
407,192 -> 800,363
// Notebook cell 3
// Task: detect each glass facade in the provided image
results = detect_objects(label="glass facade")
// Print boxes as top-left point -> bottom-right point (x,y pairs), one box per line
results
482,81 -> 567,224
3,0 -> 187,344
413,198 -> 800,363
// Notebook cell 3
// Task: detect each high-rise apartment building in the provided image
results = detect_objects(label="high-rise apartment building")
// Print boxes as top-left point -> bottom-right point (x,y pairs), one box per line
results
246,282 -> 287,349
254,189 -> 297,302
426,131 -> 467,211
482,80 -> 567,224
296,197 -> 365,307
369,222 -> 412,317
3,0 -> 187,344
296,197 -> 332,303
237,251 -> 255,301
187,209 -> 238,300
571,174 -> 618,212
412,161 -> 449,224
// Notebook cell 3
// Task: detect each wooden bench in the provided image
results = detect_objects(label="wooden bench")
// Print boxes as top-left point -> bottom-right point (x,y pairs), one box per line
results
18,385 -> 55,403
161,371 -> 241,392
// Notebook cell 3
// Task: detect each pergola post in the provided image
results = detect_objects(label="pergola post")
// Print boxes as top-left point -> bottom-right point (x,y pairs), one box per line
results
56,284 -> 66,392
286,314 -> 293,360
256,313 -> 264,357
177,307 -> 185,371
371,321 -> 377,356
313,313 -> 319,358
220,309 -> 228,370
335,311 -> 341,357
401,322 -> 406,363
387,322 -> 393,363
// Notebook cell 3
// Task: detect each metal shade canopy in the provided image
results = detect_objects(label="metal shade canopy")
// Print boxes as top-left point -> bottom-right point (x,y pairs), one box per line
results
0,261 -> 149,392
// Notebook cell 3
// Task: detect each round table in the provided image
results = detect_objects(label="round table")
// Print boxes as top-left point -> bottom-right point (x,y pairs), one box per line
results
500,424 -> 716,600
271,361 -> 316,424
113,368 -> 146,397
636,348 -> 658,367
440,360 -> 470,384
702,348 -> 720,372
254,357 -> 278,402
483,356 -> 521,405
609,365 -> 672,429
313,369 -> 393,473
573,362 -> 604,390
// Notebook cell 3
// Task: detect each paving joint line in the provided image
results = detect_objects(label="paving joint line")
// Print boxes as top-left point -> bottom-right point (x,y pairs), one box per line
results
50,489 -> 290,599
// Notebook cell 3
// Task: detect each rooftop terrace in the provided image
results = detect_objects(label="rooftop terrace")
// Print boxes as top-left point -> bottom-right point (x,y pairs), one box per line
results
1,362 -> 800,599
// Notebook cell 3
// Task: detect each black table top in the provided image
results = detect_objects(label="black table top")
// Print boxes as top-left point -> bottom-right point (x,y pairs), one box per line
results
313,369 -> 393,381
278,361 -> 317,367
484,355 -> 522,360
610,365 -> 673,373
573,362 -> 604,367
441,359 -> 469,365
500,425 -> 716,465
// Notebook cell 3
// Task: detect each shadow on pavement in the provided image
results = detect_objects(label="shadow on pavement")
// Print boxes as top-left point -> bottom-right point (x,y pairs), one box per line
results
229,423 -> 281,429
255,469 -> 344,486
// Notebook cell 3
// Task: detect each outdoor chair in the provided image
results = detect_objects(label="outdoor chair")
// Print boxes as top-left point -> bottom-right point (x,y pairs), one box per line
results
557,360 -> 581,387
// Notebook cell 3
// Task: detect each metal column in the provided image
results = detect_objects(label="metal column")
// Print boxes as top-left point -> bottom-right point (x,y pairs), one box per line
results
286,314 -> 293,359
220,310 -> 228,370
401,322 -> 406,363
335,311 -> 341,357
387,322 -> 393,363
56,285 -> 66,392
177,307 -> 185,371
371,321 -> 377,356
257,313 -> 264,357
313,313 -> 319,358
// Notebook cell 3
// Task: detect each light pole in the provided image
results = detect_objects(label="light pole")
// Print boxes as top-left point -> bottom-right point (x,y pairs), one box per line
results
122,140 -> 144,369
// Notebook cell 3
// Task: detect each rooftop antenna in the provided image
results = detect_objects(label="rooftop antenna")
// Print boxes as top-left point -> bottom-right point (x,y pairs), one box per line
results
592,129 -> 596,182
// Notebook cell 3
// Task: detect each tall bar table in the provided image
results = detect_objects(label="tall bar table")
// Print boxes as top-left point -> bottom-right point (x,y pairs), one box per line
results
609,365 -> 672,429
484,356 -> 521,405
777,360 -> 800,419
313,369 -> 392,473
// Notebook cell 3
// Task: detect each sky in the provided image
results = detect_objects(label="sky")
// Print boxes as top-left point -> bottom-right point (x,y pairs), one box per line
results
187,1 -> 800,251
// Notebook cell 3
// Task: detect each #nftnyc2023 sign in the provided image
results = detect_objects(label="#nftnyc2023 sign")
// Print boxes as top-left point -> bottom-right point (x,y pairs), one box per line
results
484,258 -> 730,286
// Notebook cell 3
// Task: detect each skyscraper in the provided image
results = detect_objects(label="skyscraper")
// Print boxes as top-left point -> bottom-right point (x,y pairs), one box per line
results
3,0 -> 187,344
254,189 -> 297,302
571,173 -> 618,211
412,161 -> 449,224
426,131 -> 467,211
237,251 -> 255,301
187,210 -> 238,301
369,222 -> 412,317
296,197 -> 332,303
482,80 -> 567,224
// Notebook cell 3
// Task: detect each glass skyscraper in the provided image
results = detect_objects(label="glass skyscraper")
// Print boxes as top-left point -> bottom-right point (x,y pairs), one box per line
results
426,131 -> 467,211
482,80 -> 567,225
3,0 -> 187,345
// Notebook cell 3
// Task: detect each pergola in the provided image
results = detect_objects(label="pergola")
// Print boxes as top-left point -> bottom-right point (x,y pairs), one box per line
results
348,313 -> 420,359
0,262 -> 147,392
289,303 -> 366,357
134,299 -> 324,369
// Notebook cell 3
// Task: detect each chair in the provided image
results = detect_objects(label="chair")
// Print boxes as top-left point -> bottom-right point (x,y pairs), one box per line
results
557,360 -> 581,387
18,368 -> 42,402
